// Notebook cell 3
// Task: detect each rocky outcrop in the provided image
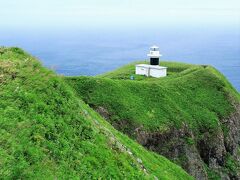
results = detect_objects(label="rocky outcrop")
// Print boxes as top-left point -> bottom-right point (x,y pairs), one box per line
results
96,106 -> 111,119
94,104 -> 240,179
221,104 -> 240,179
222,104 -> 240,160
133,105 -> 240,180
135,124 -> 208,179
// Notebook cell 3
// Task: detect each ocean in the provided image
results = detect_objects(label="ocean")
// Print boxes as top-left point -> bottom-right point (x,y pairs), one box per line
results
0,25 -> 239,91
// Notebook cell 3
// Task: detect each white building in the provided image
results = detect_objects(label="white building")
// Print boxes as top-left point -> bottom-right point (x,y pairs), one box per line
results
135,46 -> 167,78
135,64 -> 167,78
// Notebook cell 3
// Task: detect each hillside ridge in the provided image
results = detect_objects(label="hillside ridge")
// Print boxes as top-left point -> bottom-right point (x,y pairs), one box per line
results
66,61 -> 240,179
0,47 -> 191,179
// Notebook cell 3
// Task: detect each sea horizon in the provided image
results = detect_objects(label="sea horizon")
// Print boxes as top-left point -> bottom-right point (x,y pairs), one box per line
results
1,25 -> 239,91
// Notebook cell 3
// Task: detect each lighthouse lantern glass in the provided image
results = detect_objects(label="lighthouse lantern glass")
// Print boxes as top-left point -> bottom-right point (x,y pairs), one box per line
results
151,47 -> 159,51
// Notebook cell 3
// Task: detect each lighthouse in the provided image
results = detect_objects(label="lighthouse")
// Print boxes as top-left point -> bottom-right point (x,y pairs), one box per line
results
135,46 -> 167,78
148,45 -> 162,65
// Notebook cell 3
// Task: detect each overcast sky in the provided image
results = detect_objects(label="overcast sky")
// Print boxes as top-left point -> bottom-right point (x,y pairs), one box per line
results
1,0 -> 240,29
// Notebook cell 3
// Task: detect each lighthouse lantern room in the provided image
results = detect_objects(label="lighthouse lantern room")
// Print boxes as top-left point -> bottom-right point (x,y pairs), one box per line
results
148,45 -> 162,65
135,45 -> 167,78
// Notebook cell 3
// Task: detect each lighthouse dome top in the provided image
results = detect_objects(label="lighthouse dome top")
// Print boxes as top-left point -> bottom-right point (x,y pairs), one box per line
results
150,45 -> 159,51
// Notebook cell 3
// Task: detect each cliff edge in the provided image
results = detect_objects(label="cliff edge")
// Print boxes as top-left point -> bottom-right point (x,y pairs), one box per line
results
66,61 -> 240,179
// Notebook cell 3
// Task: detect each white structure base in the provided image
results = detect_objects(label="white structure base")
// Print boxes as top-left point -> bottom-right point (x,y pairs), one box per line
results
135,64 -> 167,78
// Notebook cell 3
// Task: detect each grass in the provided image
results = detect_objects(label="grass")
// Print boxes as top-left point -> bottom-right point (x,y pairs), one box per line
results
66,60 -> 240,178
66,62 -> 239,132
98,61 -> 199,80
0,47 -> 192,179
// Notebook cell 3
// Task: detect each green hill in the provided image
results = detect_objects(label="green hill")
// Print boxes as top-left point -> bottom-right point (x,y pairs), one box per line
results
66,61 -> 240,179
0,47 -> 192,179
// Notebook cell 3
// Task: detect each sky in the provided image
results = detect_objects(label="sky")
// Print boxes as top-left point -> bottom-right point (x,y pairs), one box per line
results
0,0 -> 240,29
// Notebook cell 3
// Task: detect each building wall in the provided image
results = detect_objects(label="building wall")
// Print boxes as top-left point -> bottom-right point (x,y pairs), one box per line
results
150,68 -> 167,78
136,66 -> 149,76
136,66 -> 167,78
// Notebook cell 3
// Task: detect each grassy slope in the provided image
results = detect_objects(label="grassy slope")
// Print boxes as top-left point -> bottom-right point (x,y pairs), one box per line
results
0,47 -> 191,179
67,62 -> 239,132
98,61 -> 199,80
66,61 -> 240,178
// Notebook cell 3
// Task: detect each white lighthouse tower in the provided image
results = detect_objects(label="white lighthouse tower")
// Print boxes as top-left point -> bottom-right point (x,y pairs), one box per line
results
148,45 -> 162,65
135,45 -> 167,78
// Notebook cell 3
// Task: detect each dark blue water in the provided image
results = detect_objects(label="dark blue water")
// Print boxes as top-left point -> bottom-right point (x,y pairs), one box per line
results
0,25 -> 239,91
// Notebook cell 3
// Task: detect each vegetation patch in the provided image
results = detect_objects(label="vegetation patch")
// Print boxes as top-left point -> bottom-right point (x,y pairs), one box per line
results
66,60 -> 240,179
0,47 -> 192,179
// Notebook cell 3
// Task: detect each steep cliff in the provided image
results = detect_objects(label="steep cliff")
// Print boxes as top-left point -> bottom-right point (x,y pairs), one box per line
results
67,62 -> 240,179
